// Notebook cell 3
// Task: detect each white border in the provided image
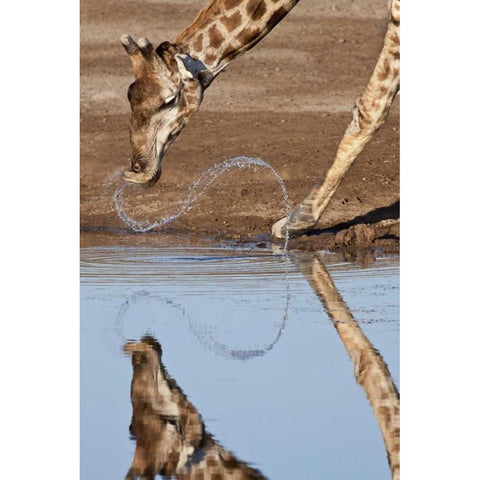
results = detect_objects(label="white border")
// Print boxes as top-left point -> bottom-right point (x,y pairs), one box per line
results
2,1 -> 79,478
402,1 -> 480,478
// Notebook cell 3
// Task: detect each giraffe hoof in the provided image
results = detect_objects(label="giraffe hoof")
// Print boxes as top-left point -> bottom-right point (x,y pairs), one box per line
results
271,217 -> 288,239
272,215 -> 318,239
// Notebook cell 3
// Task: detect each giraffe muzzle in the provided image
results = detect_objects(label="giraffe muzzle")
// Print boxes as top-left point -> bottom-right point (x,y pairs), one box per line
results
123,167 -> 162,186
123,153 -> 163,186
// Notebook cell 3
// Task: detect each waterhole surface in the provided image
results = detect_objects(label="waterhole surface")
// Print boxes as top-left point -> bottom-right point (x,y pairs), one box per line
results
81,242 -> 399,480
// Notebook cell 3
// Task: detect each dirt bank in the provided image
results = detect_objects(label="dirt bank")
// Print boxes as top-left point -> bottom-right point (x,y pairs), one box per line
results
81,0 -> 399,254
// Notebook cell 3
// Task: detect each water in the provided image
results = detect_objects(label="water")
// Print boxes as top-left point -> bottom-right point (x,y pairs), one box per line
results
81,243 -> 399,479
113,157 -> 291,249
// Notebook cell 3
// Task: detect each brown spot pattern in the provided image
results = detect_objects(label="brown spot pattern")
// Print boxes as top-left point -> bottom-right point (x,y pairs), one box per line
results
266,7 -> 289,31
220,11 -> 242,31
204,53 -> 217,64
193,33 -> 204,52
208,25 -> 224,49
222,43 -> 238,61
193,471 -> 204,480
391,32 -> 400,46
246,0 -> 267,21
206,455 -> 217,467
377,58 -> 391,81
224,0 -> 242,10
236,27 -> 260,45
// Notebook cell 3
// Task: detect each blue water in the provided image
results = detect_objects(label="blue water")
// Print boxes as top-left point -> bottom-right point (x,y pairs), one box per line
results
80,244 -> 399,479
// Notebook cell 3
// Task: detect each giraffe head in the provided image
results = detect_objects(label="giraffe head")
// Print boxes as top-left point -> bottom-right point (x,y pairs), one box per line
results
121,35 -> 213,185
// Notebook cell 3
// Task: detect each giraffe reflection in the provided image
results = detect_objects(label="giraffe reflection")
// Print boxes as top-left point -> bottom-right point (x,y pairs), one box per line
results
123,254 -> 399,479
294,252 -> 400,480
124,336 -> 266,480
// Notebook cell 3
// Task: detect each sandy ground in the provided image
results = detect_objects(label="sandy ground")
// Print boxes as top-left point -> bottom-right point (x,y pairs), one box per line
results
80,0 -> 399,254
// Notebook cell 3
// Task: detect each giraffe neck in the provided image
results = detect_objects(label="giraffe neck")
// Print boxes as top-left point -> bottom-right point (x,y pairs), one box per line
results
175,0 -> 301,75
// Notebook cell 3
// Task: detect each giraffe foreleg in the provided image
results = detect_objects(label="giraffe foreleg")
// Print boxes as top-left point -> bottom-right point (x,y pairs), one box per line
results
272,0 -> 400,239
294,252 -> 400,480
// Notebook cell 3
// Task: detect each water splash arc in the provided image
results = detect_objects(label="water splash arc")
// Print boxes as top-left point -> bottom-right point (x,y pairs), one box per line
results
114,156 -> 290,249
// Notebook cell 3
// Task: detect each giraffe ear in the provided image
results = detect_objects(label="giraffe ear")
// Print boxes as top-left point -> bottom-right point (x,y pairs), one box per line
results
174,54 -> 194,81
174,54 -> 213,88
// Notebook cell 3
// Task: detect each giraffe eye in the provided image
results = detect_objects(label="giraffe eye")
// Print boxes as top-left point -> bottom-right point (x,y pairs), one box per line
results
133,163 -> 142,173
164,95 -> 176,106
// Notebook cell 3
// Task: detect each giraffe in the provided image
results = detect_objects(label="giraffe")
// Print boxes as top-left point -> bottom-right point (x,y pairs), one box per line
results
120,0 -> 400,238
293,252 -> 400,479
123,336 -> 266,479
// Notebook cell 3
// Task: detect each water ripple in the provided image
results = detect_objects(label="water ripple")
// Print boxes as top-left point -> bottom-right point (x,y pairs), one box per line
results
81,246 -> 295,287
